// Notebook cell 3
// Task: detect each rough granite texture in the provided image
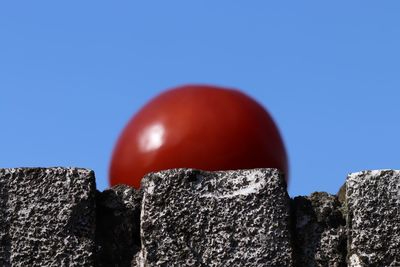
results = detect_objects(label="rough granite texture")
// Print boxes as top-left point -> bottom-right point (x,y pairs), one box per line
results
135,168 -> 293,267
346,170 -> 400,267
293,192 -> 347,267
1,167 -> 400,266
96,184 -> 142,267
0,167 -> 96,266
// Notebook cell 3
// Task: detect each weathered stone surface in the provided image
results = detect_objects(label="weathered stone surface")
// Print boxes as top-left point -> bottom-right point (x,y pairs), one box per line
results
0,169 -> 11,266
346,170 -> 400,266
135,168 -> 293,267
337,183 -> 346,205
3,166 -> 399,266
0,167 -> 96,266
292,192 -> 346,267
96,184 -> 142,267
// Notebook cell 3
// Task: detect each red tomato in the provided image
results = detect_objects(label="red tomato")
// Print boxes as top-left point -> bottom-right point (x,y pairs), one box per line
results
109,85 -> 288,188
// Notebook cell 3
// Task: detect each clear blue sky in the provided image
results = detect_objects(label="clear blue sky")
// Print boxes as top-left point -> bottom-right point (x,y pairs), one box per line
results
1,1 -> 400,196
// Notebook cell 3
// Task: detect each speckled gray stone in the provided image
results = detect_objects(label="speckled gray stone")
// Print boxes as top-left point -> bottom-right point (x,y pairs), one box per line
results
346,170 -> 400,267
0,169 -> 11,266
96,184 -> 142,267
293,192 -> 347,267
0,167 -> 96,266
135,168 -> 293,267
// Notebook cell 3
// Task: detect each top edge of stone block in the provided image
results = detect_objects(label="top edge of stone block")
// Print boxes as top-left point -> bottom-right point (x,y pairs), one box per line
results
161,167 -> 282,172
141,168 -> 286,196
144,167 -> 283,178
0,167 -> 94,174
346,169 -> 400,180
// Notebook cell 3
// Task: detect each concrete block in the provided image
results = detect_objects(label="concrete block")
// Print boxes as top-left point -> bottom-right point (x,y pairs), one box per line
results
96,184 -> 142,266
293,192 -> 346,267
135,168 -> 293,267
346,170 -> 400,266
0,167 -> 96,266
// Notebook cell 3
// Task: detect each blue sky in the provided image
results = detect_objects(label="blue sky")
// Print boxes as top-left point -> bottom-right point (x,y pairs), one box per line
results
1,1 -> 400,196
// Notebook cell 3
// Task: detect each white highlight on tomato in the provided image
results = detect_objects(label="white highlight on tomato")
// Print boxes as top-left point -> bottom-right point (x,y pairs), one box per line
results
139,123 -> 165,152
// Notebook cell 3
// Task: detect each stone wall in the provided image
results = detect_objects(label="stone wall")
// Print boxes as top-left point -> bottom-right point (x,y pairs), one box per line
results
0,167 -> 399,266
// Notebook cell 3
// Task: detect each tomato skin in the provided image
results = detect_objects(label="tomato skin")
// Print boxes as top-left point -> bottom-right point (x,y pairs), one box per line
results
109,85 -> 288,188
